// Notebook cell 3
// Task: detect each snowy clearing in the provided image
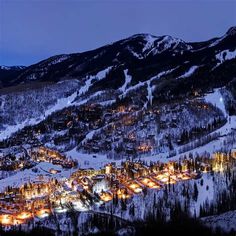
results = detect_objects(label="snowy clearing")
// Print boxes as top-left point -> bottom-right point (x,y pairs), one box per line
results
177,65 -> 199,79
66,148 -> 115,169
216,49 -> 236,64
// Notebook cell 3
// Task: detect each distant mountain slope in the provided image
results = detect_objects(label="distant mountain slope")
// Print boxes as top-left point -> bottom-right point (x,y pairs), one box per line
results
0,66 -> 27,88
0,27 -> 236,145
1,27 -> 236,98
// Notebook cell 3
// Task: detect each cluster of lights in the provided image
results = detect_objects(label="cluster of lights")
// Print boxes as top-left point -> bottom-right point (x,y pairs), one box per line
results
117,189 -> 130,199
137,144 -> 152,152
139,177 -> 159,189
0,214 -> 27,226
100,192 -> 113,202
128,182 -> 142,193
0,151 -> 230,227
35,209 -> 51,219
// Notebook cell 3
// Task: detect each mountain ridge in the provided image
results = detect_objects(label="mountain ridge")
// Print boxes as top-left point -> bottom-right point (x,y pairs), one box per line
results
0,26 -> 236,98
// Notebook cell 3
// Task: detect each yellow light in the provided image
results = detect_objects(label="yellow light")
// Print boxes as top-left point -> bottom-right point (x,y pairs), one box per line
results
134,188 -> 142,193
13,219 -> 24,225
100,193 -> 112,202
0,214 -> 12,225
148,182 -> 155,187
16,212 -> 32,220
35,209 -> 50,218
160,177 -> 168,183
142,178 -> 148,184
129,184 -> 137,189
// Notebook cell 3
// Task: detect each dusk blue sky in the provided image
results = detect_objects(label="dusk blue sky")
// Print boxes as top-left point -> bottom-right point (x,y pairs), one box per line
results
1,0 -> 236,66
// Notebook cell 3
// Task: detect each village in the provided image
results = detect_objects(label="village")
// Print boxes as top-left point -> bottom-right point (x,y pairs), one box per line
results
0,95 -> 225,162
0,146 -> 235,227
0,146 -> 77,172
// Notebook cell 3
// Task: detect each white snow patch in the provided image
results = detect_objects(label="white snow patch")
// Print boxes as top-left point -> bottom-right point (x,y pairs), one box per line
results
66,148 -> 117,169
177,66 -> 198,79
0,66 -> 11,70
142,35 -> 157,53
78,67 -> 112,96
146,36 -> 192,56
215,49 -> 236,65
146,80 -> 154,106
204,89 -> 226,116
192,174 -> 214,216
120,81 -> 146,98
100,99 -> 116,106
208,34 -> 227,48
120,69 -> 132,93
126,46 -> 143,59
120,67 -> 177,99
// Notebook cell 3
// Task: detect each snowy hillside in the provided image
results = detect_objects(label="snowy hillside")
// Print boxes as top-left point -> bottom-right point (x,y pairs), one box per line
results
0,80 -> 79,140
202,210 -> 236,232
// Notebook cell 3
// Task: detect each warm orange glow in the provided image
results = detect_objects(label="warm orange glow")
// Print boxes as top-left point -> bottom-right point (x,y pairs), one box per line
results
0,150 -> 229,227
0,214 -> 12,225
170,175 -> 177,180
100,192 -> 112,202
181,174 -> 190,180
129,183 -> 142,193
142,178 -> 149,184
129,183 -> 138,189
117,189 -> 130,199
13,219 -> 24,225
134,188 -> 142,193
16,212 -> 32,220
83,185 -> 89,190
35,209 -> 51,218
140,178 -> 159,189
137,144 -> 152,152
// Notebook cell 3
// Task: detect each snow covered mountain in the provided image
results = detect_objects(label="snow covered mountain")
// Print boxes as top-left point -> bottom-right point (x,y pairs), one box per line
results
1,27 -> 236,236
2,27 -> 236,94
0,27 -> 236,149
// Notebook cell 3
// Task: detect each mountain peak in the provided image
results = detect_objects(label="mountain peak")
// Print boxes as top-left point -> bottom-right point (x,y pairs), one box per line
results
130,33 -> 157,39
124,33 -> 190,55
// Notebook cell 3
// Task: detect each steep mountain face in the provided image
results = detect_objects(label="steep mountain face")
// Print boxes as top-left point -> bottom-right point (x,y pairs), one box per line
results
3,27 -> 236,97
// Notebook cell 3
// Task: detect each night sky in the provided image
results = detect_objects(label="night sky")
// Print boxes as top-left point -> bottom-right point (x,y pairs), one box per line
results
1,0 -> 236,66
